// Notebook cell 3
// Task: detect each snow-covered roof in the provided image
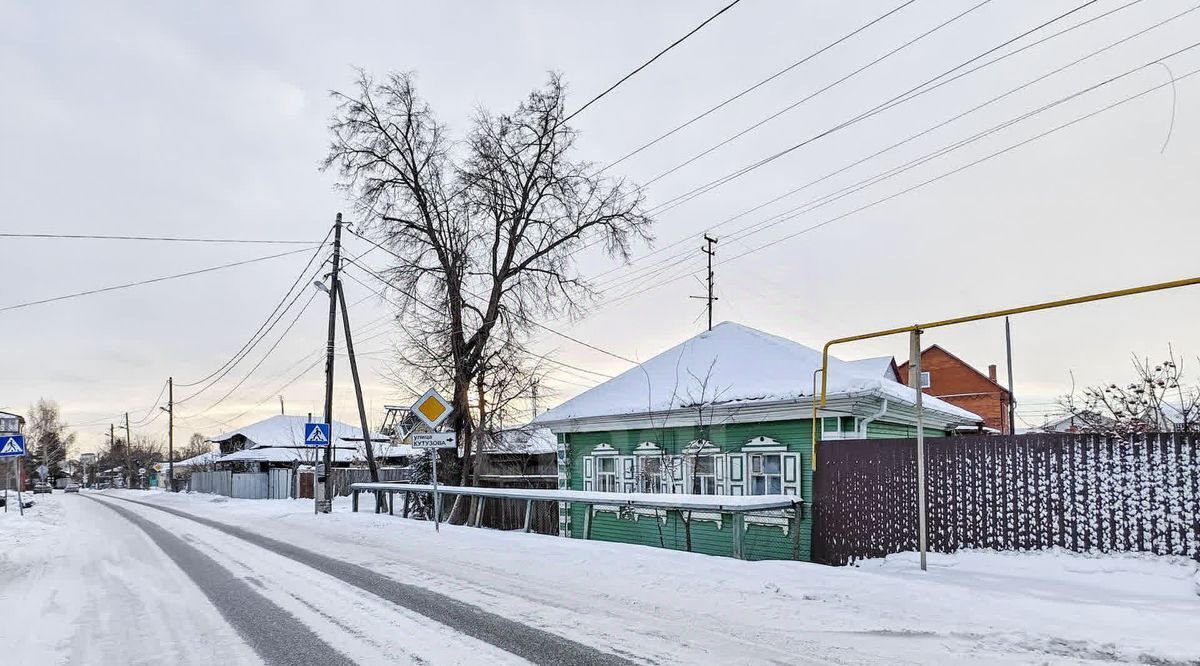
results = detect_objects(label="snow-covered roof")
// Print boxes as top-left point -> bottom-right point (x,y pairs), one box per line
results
217,445 -> 365,464
534,322 -> 979,425
483,426 -> 558,455
208,414 -> 387,448
846,356 -> 900,382
175,451 -> 222,467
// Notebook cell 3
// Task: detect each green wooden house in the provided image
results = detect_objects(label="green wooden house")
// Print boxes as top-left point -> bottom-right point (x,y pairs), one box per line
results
533,322 -> 980,561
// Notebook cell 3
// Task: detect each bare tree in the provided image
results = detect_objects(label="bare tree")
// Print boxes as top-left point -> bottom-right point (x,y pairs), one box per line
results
324,71 -> 651,509
1059,347 -> 1200,436
24,399 -> 75,484
176,432 -> 212,461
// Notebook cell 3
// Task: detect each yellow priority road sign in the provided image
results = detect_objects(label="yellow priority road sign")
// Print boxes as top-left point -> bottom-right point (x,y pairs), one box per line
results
412,387 -> 453,429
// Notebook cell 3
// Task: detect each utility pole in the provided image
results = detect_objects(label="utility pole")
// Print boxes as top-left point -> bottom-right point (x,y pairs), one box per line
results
908,330 -> 928,572
124,412 -> 133,489
109,423 -> 115,487
1005,317 -> 1016,435
336,281 -> 380,486
167,377 -> 174,491
689,235 -> 719,331
279,395 -> 285,415
319,213 -> 343,513
531,378 -> 540,420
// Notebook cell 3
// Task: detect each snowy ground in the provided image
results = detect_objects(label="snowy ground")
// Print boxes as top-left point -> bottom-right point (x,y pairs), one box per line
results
2,489 -> 1197,665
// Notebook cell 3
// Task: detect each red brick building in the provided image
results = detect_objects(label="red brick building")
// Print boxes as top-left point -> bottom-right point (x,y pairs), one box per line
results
896,345 -> 1012,434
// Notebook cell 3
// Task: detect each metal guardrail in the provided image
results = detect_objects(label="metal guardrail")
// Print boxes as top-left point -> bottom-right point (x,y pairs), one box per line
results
351,482 -> 805,560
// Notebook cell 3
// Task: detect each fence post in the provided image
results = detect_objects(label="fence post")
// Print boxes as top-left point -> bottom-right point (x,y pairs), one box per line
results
402,491 -> 410,518
352,489 -> 359,512
732,512 -> 746,560
583,504 -> 593,540
389,491 -> 394,516
523,499 -> 534,533
791,504 -> 802,560
474,497 -> 486,528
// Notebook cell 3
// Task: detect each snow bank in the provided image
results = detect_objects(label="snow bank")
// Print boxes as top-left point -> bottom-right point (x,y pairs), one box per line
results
106,490 -> 1200,664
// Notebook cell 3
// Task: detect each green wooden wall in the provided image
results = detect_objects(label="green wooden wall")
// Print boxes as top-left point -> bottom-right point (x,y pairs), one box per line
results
564,419 -> 815,561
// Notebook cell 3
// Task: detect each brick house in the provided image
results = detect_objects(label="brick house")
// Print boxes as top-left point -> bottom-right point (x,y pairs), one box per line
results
896,345 -> 1012,434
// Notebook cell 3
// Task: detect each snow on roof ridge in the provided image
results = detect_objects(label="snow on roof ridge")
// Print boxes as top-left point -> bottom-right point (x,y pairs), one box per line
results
535,320 -> 979,424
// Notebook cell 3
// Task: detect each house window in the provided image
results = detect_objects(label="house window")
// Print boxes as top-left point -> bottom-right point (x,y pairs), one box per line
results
920,371 -> 931,388
750,454 -> 782,495
597,457 -> 618,492
638,457 -> 666,493
822,417 -> 840,434
691,455 -> 717,495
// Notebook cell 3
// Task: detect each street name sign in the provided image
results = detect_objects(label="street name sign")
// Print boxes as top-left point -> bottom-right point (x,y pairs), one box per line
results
304,422 -> 331,446
0,435 -> 25,458
411,432 -> 457,449
411,388 -> 453,429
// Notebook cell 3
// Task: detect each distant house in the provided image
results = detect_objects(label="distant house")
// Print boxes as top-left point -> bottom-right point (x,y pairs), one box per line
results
897,345 -> 1013,434
534,321 -> 980,561
0,411 -> 27,489
209,414 -> 389,470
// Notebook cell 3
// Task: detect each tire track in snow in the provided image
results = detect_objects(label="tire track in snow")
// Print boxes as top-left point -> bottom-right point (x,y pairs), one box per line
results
88,497 -> 355,666
98,494 -> 632,666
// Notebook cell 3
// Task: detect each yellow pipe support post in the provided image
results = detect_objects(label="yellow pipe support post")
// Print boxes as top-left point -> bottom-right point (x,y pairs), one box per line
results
819,275 -> 1200,407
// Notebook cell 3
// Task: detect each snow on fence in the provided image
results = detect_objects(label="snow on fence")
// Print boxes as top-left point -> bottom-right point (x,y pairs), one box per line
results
811,432 -> 1200,565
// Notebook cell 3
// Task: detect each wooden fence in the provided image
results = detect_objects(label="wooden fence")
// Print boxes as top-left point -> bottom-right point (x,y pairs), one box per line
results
811,433 -> 1200,565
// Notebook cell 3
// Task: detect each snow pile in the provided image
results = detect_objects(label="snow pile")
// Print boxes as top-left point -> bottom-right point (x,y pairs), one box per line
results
534,321 -> 978,424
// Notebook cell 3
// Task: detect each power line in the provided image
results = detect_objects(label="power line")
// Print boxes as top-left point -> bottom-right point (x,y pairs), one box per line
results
339,238 -> 623,373
641,0 -> 1103,217
600,0 -> 918,173
605,57 -> 1200,307
0,232 -> 316,244
176,230 -> 332,387
0,246 -> 318,313
591,0 -> 1158,295
563,0 -> 746,124
640,0 -> 993,188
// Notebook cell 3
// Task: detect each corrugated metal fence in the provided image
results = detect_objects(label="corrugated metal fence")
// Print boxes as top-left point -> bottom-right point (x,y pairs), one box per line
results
811,433 -> 1200,565
188,469 -> 293,499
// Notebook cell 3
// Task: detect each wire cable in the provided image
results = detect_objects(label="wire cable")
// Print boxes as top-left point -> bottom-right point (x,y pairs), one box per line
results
600,0 -> 918,173
0,246 -> 318,313
0,232 -> 316,244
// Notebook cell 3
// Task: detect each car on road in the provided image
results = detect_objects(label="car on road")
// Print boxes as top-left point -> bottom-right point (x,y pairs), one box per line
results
33,483 -> 53,494
64,483 -> 80,493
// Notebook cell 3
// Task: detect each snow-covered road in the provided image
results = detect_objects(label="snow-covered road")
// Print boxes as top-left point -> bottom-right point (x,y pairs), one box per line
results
2,490 -> 1198,665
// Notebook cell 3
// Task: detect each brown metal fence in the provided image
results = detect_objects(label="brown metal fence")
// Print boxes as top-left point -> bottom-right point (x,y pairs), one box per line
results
811,433 -> 1200,565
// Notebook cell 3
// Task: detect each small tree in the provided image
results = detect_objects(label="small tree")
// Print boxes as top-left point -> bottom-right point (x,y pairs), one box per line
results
24,399 -> 75,484
1059,347 -> 1200,436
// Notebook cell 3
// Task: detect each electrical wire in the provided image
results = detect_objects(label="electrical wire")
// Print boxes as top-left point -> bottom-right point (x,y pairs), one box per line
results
0,246 -> 318,313
590,0 -> 1158,294
176,228 -> 333,387
640,0 -> 993,188
641,0 -> 1103,217
600,0 -> 918,173
0,232 -> 316,244
604,58 -> 1200,307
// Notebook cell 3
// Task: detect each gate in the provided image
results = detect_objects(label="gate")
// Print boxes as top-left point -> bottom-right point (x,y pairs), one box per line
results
189,470 -> 232,496
268,468 -> 293,499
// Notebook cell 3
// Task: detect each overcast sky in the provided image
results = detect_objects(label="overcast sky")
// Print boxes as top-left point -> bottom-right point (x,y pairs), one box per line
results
4,0 -> 1200,452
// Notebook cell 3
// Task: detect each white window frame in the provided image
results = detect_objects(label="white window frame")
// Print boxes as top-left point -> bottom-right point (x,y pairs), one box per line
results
690,454 -> 718,495
920,371 -> 931,389
749,453 -> 783,495
596,456 -> 618,492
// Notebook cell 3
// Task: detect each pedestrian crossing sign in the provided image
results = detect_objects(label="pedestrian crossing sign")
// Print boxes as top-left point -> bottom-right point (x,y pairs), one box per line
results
0,435 -> 25,457
304,423 -> 330,446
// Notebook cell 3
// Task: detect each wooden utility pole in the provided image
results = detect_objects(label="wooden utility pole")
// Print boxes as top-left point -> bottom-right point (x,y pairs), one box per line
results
167,377 -> 174,491
124,412 -> 133,489
1005,317 -> 1016,435
319,213 -> 343,512
279,395 -> 285,415
688,235 -> 719,331
336,281 -> 380,484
